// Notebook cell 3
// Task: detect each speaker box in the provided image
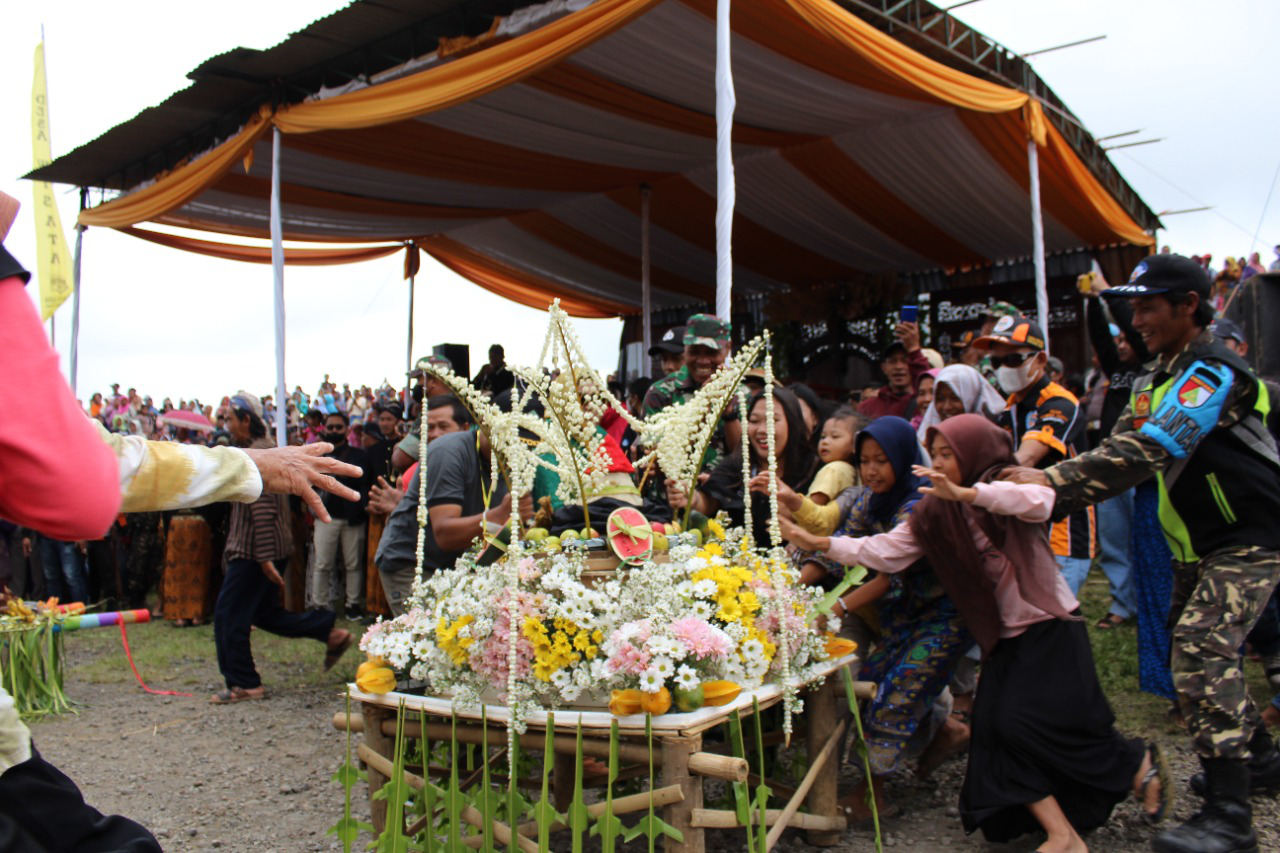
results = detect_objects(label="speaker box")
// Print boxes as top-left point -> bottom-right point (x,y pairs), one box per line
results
1224,272 -> 1280,379
433,343 -> 470,380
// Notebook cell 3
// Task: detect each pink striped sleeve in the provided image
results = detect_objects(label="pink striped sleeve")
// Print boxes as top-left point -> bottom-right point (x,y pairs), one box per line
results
0,277 -> 120,538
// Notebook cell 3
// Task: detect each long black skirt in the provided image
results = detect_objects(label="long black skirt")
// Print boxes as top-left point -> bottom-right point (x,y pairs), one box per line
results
960,617 -> 1143,842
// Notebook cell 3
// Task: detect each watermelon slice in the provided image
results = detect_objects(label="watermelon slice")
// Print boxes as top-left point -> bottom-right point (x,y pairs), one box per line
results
605,507 -> 653,565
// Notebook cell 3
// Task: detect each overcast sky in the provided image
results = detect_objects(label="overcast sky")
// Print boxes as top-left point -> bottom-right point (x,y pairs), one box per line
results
3,0 -> 1278,406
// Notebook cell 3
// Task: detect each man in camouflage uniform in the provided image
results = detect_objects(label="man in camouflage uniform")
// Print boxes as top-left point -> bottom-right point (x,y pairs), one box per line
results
1006,254 -> 1280,853
643,314 -> 741,464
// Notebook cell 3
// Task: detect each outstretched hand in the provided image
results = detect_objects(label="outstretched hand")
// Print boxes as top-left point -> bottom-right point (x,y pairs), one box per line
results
779,516 -> 825,552
912,465 -> 976,503
244,442 -> 363,523
748,472 -> 801,512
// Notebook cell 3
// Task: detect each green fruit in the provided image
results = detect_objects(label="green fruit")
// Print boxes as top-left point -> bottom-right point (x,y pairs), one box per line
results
543,536 -> 560,551
560,529 -> 580,542
525,527 -> 549,542
652,534 -> 669,552
690,511 -> 712,534
687,529 -> 703,546
673,685 -> 705,713
581,527 -> 599,540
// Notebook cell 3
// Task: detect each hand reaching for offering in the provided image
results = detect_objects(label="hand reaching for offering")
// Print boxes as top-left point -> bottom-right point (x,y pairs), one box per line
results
748,472 -> 801,512
996,466 -> 1049,487
779,516 -> 827,553
913,465 -> 977,503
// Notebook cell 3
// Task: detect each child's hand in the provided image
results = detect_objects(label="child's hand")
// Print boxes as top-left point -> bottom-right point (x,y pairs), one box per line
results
780,516 -> 824,551
913,465 -> 976,504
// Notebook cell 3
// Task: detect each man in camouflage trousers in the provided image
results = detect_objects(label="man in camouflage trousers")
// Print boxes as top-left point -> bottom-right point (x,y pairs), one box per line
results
1005,254 -> 1280,853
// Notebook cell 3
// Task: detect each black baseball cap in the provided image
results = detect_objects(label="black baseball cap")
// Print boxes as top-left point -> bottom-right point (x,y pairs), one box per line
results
1210,317 -> 1246,345
648,325 -> 686,357
376,401 -> 405,420
1103,254 -> 1209,300
972,314 -> 1046,352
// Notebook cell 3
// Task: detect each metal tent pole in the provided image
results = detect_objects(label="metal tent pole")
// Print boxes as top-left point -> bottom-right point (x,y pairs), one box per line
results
1027,136 -> 1049,349
641,185 -> 652,378
406,247 -> 416,406
70,222 -> 84,395
270,127 -> 288,448
714,0 -> 735,323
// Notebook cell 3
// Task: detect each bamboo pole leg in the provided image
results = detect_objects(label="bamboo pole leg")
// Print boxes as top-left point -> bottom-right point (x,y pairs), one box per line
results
804,679 -> 842,846
361,702 -> 394,834
552,749 -> 577,811
661,735 -> 704,853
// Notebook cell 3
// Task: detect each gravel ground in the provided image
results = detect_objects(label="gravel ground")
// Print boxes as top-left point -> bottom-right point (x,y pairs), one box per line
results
30,645 -> 1280,852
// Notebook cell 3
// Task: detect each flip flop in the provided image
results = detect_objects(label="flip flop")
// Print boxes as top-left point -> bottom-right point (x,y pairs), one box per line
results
1138,742 -> 1174,824
324,630 -> 354,671
210,686 -> 267,704
1095,613 -> 1128,630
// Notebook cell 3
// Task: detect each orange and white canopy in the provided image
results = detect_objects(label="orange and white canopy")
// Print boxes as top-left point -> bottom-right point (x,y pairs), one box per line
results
73,0 -> 1153,318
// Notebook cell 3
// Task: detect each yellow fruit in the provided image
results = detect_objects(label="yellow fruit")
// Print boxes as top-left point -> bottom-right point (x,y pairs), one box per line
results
609,689 -> 645,716
652,534 -> 669,552
525,527 -> 549,542
581,527 -> 600,540
560,529 -> 580,541
824,636 -> 858,659
356,658 -> 390,680
673,685 -> 704,712
355,666 -> 397,695
544,536 -> 561,551
640,687 -> 672,715
687,529 -> 703,546
701,681 -> 742,707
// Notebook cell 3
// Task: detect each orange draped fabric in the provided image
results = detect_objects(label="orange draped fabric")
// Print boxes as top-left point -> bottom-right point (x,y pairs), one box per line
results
119,226 -> 405,267
272,0 -> 665,134
78,111 -> 271,229
418,235 -> 632,318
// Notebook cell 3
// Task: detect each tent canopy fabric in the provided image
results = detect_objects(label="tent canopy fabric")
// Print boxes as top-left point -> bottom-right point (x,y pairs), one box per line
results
35,0 -> 1155,317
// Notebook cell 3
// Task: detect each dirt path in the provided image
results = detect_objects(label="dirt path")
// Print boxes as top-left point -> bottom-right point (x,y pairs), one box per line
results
29,626 -> 1280,852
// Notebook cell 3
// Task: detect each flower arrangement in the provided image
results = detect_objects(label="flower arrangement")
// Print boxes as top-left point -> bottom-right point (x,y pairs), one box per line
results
359,523 -> 835,720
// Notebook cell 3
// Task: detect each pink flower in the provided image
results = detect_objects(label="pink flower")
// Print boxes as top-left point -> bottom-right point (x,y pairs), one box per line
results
605,641 -> 651,675
672,617 -> 732,660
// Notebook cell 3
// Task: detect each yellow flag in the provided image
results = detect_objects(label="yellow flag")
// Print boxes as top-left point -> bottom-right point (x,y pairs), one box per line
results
31,42 -> 73,321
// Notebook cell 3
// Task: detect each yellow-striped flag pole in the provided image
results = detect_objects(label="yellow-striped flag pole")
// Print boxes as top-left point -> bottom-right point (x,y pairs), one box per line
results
31,41 -> 73,321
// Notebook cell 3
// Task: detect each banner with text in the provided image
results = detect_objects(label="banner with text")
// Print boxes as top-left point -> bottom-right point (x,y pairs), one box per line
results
31,42 -> 73,321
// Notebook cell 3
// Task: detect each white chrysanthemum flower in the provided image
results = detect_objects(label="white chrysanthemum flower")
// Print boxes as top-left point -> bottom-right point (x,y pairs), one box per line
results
741,638 -> 765,660
551,669 -> 572,687
651,657 -> 675,679
674,665 -> 698,690
691,600 -> 714,619
686,556 -> 708,571
692,579 -> 717,598
639,668 -> 664,693
674,580 -> 694,599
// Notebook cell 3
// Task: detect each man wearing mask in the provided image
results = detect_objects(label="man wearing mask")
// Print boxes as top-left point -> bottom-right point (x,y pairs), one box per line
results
1005,255 -> 1280,853
309,411 -> 373,619
973,315 -> 1095,593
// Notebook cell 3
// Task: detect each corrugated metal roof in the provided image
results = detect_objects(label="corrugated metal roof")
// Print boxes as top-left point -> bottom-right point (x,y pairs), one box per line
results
27,0 -> 541,190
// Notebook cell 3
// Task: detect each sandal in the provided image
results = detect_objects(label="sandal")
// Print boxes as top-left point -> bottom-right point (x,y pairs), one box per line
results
1137,742 -> 1174,824
324,629 -> 354,671
1095,613 -> 1128,630
210,686 -> 266,704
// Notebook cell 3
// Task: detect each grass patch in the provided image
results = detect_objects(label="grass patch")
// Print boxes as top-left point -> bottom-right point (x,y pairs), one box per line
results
1079,568 -> 1275,740
59,615 -> 368,694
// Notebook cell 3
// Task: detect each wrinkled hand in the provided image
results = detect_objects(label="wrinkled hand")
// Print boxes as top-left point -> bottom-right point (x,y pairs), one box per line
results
665,478 -> 690,510
895,321 -> 921,353
912,465 -> 975,503
997,466 -> 1049,487
244,442 -> 362,523
368,476 -> 406,517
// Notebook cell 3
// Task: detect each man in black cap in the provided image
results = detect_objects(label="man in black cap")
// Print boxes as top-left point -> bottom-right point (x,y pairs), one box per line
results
1006,254 -> 1280,853
856,321 -> 929,419
648,325 -> 686,380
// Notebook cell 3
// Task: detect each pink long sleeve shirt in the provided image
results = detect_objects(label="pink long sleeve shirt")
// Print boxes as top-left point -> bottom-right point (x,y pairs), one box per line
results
824,481 -> 1079,639
0,276 -> 120,538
